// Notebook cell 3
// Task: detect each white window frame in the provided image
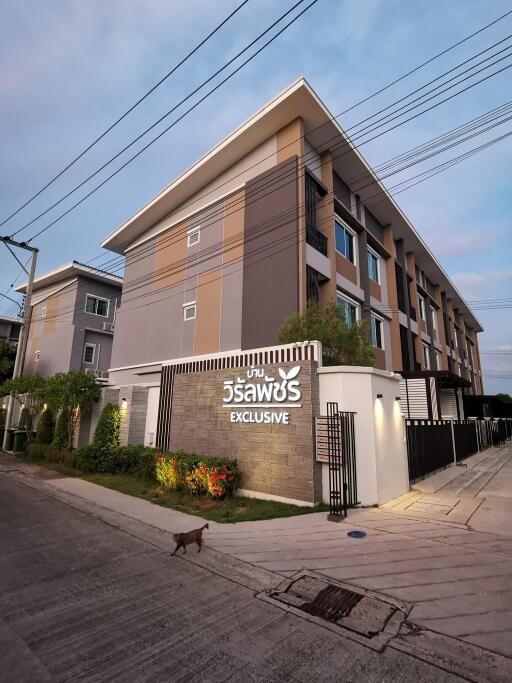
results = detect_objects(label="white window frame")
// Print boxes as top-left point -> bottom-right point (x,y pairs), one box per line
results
334,215 -> 357,265
187,226 -> 200,247
35,350 -> 40,362
85,293 -> 110,318
367,246 -> 380,284
183,301 -> 196,321
417,294 -> 426,321
83,343 -> 96,364
434,349 -> 441,370
430,305 -> 437,331
336,292 -> 359,326
370,313 -> 384,349
41,305 -> 47,319
422,342 -> 431,369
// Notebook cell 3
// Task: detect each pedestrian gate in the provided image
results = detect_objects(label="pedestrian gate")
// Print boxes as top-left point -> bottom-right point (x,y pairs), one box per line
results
326,402 -> 358,519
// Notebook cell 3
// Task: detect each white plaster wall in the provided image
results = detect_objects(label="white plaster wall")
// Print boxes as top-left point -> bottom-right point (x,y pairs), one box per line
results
144,386 -> 161,446
371,373 -> 409,504
318,366 -> 409,506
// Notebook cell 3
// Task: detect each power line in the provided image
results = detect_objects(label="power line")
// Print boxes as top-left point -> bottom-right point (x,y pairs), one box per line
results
0,0 -> 252,229
12,0 -> 317,241
9,8 -> 512,245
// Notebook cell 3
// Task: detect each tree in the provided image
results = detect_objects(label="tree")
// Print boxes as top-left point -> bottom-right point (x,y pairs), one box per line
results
278,299 -> 375,367
496,393 -> 512,403
44,370 -> 101,449
0,374 -> 47,441
93,403 -> 120,451
36,408 -> 55,444
52,407 -> 70,449
0,340 -> 16,384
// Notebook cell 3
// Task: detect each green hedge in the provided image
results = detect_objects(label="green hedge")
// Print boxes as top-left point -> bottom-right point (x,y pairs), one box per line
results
52,407 -> 70,449
36,409 -> 55,444
30,442 -> 241,499
27,443 -> 65,463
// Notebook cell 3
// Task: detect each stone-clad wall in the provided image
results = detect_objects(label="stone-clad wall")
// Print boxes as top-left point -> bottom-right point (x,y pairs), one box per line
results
168,360 -> 321,504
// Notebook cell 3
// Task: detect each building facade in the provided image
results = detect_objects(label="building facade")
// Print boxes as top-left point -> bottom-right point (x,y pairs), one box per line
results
101,78 -> 483,403
0,316 -> 21,347
17,261 -> 122,378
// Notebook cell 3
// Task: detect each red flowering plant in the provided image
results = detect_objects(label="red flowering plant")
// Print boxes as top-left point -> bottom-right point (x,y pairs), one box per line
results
155,451 -> 240,499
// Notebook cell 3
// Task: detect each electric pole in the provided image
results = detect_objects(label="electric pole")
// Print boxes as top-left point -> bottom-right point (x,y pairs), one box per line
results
1,236 -> 38,451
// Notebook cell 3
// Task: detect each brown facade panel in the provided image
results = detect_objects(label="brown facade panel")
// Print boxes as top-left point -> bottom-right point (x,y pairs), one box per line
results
153,219 -> 188,291
369,279 -> 381,301
335,252 -> 358,285
374,347 -> 386,371
194,269 -> 222,356
383,226 -> 402,371
241,157 -> 299,350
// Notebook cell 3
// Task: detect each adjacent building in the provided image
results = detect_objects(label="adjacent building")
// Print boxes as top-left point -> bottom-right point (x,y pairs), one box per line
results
0,316 -> 21,347
101,78 -> 483,417
16,261 -> 122,379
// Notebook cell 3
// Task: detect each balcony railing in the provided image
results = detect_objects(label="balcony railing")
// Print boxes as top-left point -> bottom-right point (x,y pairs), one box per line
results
306,226 -> 328,256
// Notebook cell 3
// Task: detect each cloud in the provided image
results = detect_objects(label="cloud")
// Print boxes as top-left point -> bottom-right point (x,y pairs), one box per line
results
452,269 -> 512,299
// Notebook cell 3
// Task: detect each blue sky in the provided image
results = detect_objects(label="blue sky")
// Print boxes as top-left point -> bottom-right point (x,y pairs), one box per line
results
1,0 -> 511,393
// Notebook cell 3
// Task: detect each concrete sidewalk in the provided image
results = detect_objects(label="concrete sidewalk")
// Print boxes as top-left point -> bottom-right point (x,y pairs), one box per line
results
2,449 -> 512,663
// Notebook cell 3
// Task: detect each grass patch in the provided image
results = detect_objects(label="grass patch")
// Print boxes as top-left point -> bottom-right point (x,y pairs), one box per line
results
10,451 -> 328,523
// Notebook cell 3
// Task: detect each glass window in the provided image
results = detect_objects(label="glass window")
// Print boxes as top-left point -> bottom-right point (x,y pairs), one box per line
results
337,294 -> 358,326
367,249 -> 379,283
422,343 -> 431,369
430,306 -> 437,330
417,295 -> 426,320
187,226 -> 200,247
183,303 -> 196,321
335,219 -> 355,263
370,315 -> 383,349
83,344 -> 95,364
85,295 -> 109,317
434,350 -> 441,370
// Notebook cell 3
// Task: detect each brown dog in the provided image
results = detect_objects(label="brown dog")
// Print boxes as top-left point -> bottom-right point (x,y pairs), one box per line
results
171,523 -> 209,555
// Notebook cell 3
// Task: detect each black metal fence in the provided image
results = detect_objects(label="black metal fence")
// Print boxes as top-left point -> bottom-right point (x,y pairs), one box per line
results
326,402 -> 358,519
406,420 -> 454,482
407,417 -> 512,481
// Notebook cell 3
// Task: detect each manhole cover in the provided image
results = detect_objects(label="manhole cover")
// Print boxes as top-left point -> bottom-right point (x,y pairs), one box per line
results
261,571 -> 411,652
301,584 -> 362,622
347,530 -> 366,539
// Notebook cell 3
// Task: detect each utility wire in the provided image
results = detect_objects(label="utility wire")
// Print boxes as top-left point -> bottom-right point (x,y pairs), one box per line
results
9,8 -> 512,244
0,0 -> 252,229
12,0 -> 316,240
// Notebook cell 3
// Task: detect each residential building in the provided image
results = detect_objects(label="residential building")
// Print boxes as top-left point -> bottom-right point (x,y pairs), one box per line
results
16,261 -> 122,378
101,78 -> 483,417
0,316 -> 21,347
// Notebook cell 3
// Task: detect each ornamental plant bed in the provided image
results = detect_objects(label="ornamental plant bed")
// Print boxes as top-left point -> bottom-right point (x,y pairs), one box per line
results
14,449 -> 327,523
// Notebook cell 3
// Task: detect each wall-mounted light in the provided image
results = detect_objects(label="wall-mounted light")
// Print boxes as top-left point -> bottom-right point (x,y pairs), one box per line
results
21,402 -> 25,409
395,396 -> 401,401
376,394 -> 383,399
1,403 -> 6,410
43,403 -> 48,411
121,397 -> 127,405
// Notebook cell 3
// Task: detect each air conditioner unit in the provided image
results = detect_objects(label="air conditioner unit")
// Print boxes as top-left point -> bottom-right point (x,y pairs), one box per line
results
102,322 -> 114,332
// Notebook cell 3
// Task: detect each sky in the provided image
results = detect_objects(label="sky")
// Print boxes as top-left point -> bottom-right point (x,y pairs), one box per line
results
0,0 -> 511,394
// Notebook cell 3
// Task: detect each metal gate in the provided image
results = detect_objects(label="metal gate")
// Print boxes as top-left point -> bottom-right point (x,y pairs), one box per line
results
326,402 -> 358,519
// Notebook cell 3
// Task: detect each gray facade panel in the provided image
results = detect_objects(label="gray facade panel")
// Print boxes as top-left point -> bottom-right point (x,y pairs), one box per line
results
220,262 -> 243,351
241,157 -> 299,349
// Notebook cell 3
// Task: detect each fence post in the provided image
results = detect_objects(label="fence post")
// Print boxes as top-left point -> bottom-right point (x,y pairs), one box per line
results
475,419 -> 480,454
450,419 -> 457,465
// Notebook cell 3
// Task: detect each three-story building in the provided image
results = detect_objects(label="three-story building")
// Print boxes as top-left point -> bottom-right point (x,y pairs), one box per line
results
101,78 -> 483,418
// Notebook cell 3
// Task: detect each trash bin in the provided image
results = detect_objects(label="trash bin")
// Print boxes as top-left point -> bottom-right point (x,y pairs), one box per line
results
4,428 -> 15,451
13,429 -> 27,453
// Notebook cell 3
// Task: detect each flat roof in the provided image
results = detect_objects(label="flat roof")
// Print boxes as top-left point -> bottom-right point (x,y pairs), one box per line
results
101,77 -> 483,332
15,260 -> 123,294
0,315 -> 21,325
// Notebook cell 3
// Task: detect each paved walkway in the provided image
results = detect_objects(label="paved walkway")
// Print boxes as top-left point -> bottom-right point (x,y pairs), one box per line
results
2,447 -> 512,663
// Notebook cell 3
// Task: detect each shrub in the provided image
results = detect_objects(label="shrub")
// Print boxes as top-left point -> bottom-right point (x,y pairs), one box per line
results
93,403 -> 120,451
27,443 -> 64,462
71,444 -> 158,479
156,452 -> 240,498
18,407 -> 27,428
52,407 -> 70,449
36,409 -> 55,444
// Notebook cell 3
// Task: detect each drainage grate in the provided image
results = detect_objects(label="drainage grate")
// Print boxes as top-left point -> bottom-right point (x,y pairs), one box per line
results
262,571 -> 412,652
301,585 -> 362,622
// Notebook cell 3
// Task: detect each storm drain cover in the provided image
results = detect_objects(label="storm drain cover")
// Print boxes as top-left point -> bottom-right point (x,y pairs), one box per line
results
260,571 -> 411,652
301,584 -> 362,622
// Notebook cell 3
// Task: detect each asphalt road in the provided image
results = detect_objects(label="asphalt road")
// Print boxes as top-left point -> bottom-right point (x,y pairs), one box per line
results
0,474 -> 466,682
